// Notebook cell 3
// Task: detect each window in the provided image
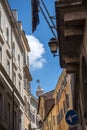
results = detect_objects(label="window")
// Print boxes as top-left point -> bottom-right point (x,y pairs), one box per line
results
24,78 -> 30,92
63,76 -> 67,86
0,93 -> 2,118
27,80 -> 29,92
50,122 -> 52,130
0,47 -> 2,63
63,100 -> 66,114
24,78 -> 28,91
36,118 -> 39,126
66,94 -> 69,109
13,42 -> 15,56
33,115 -> 35,123
19,118 -> 21,130
57,108 -> 63,124
24,78 -> 26,89
18,54 -> 20,66
19,81 -> 21,93
13,71 -> 16,85
53,116 -> 55,125
6,27 -> 9,43
48,123 -> 51,130
14,111 -> 17,130
46,118 -> 48,126
7,60 -> 10,75
56,90 -> 61,103
27,102 -> 29,116
7,103 -> 11,128
24,96 -> 27,112
29,82 -> 31,93
23,52 -> 26,64
27,55 -> 29,67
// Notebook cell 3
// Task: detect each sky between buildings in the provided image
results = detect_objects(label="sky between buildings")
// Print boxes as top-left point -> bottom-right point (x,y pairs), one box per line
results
8,0 -> 62,97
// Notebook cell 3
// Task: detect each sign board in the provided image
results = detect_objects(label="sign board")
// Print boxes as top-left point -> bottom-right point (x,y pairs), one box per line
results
65,109 -> 78,126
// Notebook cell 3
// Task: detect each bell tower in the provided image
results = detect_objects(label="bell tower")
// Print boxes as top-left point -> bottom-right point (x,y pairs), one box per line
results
36,79 -> 44,97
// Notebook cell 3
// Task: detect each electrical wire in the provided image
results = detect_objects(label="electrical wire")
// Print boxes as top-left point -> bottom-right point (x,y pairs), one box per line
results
40,0 -> 56,29
39,4 -> 56,38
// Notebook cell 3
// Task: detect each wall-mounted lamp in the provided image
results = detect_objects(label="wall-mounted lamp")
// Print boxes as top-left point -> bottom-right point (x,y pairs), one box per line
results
48,37 -> 58,57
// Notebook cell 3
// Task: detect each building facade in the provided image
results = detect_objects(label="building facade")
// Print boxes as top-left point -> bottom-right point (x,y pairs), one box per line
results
38,70 -> 73,130
55,0 -> 87,129
21,22 -> 32,130
37,90 -> 55,130
29,94 -> 39,130
53,70 -> 73,130
0,0 -> 32,130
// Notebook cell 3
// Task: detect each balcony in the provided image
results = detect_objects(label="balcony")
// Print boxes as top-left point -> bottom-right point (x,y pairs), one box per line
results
55,0 -> 87,73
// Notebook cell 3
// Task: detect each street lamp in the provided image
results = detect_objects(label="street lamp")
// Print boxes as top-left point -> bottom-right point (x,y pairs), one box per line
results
48,37 -> 58,57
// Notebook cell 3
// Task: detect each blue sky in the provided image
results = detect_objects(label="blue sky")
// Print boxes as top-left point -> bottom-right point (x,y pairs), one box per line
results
8,0 -> 62,97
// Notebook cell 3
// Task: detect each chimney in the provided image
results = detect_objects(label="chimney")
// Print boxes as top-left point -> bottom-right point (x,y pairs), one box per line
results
17,21 -> 22,30
12,10 -> 18,21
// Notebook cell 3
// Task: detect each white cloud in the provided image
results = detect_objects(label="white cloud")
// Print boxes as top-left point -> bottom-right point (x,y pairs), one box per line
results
26,35 -> 46,70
